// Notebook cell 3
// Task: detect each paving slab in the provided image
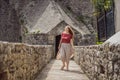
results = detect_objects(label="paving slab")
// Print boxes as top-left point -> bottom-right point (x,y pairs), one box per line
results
35,60 -> 89,80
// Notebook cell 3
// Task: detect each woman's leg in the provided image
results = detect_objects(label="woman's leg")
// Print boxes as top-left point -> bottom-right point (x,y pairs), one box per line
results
66,58 -> 70,70
60,44 -> 66,70
61,58 -> 65,70
65,44 -> 71,71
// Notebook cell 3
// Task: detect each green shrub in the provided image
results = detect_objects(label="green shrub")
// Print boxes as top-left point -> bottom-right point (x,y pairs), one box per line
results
96,41 -> 103,45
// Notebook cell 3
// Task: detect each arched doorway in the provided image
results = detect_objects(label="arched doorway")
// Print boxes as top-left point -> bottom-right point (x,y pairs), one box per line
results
55,35 -> 61,57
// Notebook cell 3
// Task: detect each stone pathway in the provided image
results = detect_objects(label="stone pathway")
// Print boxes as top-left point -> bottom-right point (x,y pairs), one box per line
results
35,60 -> 89,80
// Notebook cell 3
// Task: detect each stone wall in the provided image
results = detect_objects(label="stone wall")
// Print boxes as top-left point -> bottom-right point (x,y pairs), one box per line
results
9,0 -> 50,31
0,0 -> 21,42
23,34 -> 50,45
57,0 -> 96,32
74,43 -> 120,80
0,41 -> 54,80
23,33 -> 95,46
0,0 -> 50,42
78,34 -> 96,46
23,22 -> 96,46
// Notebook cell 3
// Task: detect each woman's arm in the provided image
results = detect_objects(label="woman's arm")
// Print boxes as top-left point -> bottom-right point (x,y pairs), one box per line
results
70,38 -> 74,58
70,39 -> 74,49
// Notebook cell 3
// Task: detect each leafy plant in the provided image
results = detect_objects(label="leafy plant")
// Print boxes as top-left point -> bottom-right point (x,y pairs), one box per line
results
32,30 -> 41,34
96,41 -> 103,45
96,33 -> 103,45
91,0 -> 113,16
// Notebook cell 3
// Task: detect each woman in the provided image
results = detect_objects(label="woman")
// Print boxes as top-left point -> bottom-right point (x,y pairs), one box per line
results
58,25 -> 74,71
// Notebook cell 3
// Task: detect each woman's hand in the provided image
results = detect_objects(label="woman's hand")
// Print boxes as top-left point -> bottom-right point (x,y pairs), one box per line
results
71,45 -> 74,50
72,46 -> 74,49
70,46 -> 75,59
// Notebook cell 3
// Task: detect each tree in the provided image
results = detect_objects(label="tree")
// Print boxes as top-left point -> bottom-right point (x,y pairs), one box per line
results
91,0 -> 113,16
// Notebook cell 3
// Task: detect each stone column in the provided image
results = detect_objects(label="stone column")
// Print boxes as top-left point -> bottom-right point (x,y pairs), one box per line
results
114,0 -> 120,32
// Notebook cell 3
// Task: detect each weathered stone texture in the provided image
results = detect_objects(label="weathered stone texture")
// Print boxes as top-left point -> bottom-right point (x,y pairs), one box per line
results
23,21 -> 96,46
9,0 -> 50,30
23,33 -> 96,46
23,34 -> 49,45
57,0 -> 96,31
0,0 -> 21,42
57,0 -> 93,16
74,43 -> 120,80
0,0 -> 96,44
0,0 -> 50,42
0,41 -> 53,80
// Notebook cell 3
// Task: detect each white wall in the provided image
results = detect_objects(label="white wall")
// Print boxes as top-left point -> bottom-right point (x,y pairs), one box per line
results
114,0 -> 120,32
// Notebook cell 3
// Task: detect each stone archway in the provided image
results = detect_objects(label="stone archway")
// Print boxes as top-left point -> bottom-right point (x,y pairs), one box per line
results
55,35 -> 61,57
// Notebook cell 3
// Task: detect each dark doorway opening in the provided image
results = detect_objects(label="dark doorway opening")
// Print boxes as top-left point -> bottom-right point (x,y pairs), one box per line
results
55,35 -> 61,57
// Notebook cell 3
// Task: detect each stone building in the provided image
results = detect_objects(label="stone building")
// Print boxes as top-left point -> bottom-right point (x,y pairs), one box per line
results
0,0 -> 95,51
23,1 -> 95,55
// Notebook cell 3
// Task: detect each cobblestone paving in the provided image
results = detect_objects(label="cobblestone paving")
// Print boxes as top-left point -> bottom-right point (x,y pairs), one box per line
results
35,60 -> 89,80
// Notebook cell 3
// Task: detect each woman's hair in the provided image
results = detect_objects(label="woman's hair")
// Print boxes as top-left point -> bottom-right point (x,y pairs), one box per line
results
66,25 -> 74,40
